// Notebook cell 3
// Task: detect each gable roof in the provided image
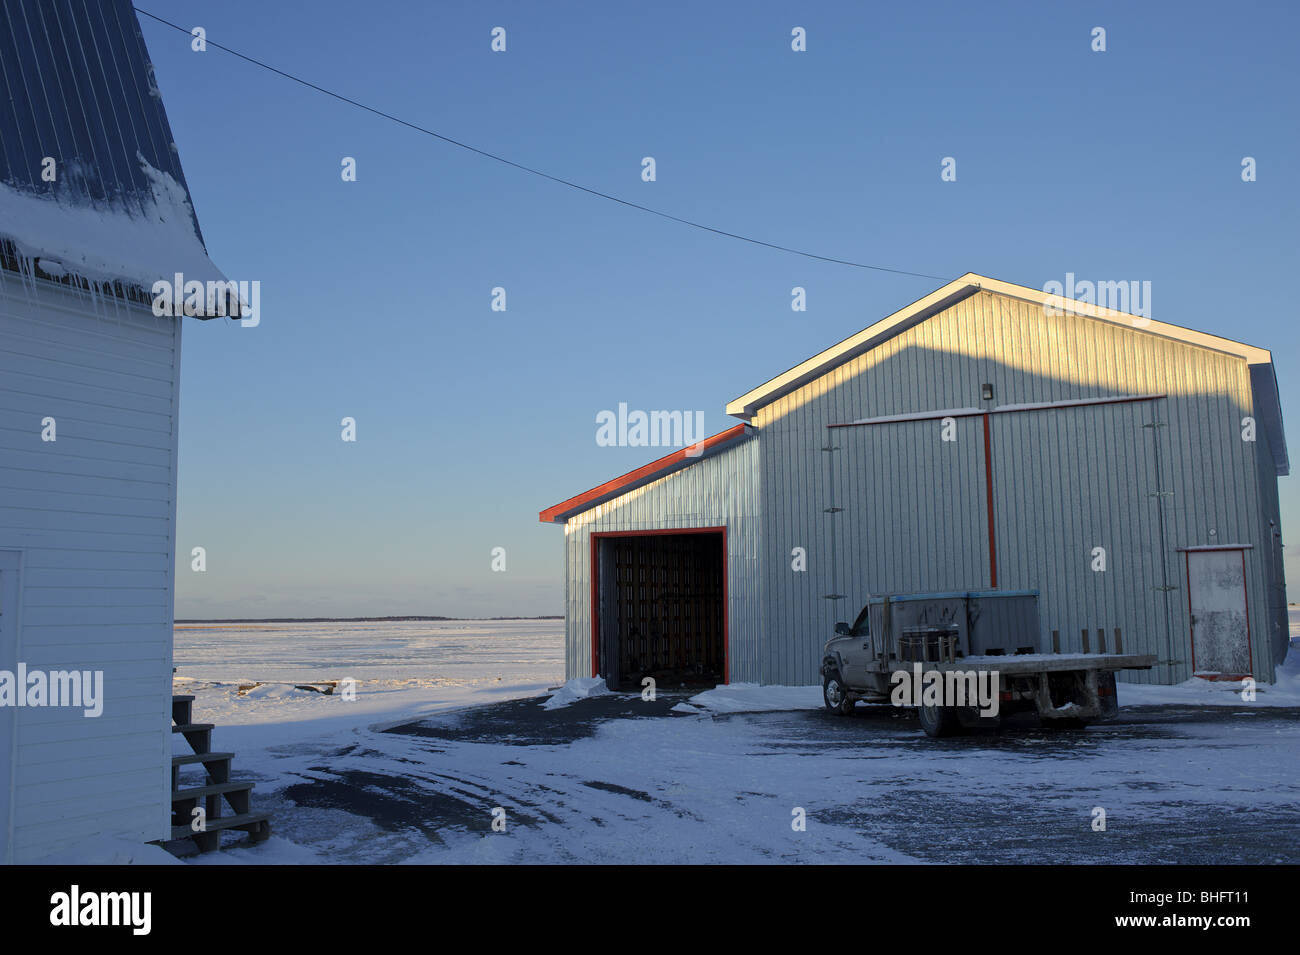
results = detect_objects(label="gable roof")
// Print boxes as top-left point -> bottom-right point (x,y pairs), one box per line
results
0,0 -> 227,296
726,273 -> 1287,475
539,425 -> 751,524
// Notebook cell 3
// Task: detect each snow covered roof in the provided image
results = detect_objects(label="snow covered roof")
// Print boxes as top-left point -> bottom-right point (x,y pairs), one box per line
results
0,0 -> 227,296
725,273 -> 1288,474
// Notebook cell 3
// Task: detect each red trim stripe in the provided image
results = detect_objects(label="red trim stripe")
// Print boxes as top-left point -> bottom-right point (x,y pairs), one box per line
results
539,424 -> 748,524
982,413 -> 997,588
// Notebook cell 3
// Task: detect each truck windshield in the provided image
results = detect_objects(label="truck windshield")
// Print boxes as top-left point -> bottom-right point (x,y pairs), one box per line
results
851,604 -> 870,636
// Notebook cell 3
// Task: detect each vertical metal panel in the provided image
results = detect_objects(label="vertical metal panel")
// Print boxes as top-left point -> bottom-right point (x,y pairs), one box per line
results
1251,412 -> 1288,669
832,414 -> 988,630
564,434 -> 762,682
989,400 -> 1169,683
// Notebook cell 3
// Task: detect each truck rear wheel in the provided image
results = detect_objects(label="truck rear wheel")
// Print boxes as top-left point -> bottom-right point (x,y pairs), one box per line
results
823,673 -> 854,716
917,702 -> 960,738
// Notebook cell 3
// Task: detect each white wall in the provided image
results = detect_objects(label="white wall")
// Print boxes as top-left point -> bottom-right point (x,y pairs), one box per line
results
0,272 -> 178,862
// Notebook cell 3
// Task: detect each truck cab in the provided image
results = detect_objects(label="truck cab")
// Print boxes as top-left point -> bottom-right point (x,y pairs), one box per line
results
822,605 -> 890,711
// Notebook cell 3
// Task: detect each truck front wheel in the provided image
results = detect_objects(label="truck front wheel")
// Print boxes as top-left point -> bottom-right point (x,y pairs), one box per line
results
823,673 -> 855,716
917,702 -> 960,738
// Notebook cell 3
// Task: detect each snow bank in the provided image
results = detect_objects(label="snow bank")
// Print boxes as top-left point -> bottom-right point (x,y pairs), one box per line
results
186,836 -> 325,866
679,682 -> 821,714
0,154 -> 225,291
231,683 -> 335,702
541,676 -> 612,710
1122,642 -> 1300,708
31,835 -> 183,866
678,649 -> 1300,715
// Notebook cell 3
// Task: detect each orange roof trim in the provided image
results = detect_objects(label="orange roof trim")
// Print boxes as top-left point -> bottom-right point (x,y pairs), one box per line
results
539,424 -> 750,524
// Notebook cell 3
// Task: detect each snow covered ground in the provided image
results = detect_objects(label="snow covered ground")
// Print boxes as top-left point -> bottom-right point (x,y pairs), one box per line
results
194,681 -> 1299,865
150,618 -> 1300,865
172,619 -> 564,753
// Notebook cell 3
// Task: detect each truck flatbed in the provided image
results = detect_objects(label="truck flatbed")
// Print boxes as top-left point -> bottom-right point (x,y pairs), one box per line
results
914,652 -> 1156,675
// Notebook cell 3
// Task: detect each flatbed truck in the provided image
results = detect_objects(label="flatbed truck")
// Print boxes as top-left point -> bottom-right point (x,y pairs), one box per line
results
821,590 -> 1157,737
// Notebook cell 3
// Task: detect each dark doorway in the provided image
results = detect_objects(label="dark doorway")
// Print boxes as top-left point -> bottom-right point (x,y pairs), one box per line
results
593,530 -> 726,690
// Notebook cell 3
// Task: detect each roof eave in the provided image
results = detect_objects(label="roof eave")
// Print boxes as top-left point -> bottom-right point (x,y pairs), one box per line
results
539,424 -> 752,524
725,275 -> 984,421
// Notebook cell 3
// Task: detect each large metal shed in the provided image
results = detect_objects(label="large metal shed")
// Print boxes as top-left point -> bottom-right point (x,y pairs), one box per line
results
541,273 -> 1289,688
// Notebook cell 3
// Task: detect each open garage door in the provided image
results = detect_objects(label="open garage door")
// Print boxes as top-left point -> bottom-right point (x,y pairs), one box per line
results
593,530 -> 726,690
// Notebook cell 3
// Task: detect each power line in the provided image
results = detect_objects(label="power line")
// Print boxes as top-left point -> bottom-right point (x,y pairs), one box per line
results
134,7 -> 947,281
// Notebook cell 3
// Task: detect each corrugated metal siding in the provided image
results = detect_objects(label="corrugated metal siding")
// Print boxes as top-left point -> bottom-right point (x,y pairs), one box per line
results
563,434 -> 762,682
836,415 -> 989,593
988,400 -> 1170,682
819,415 -> 988,679
1251,406 -> 1288,669
0,273 -> 175,861
755,290 -> 1277,685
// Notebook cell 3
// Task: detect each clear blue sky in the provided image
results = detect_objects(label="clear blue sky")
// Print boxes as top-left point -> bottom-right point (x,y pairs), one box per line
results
149,0 -> 1299,618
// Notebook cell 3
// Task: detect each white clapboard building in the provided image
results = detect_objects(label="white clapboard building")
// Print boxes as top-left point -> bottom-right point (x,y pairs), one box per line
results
0,0 -> 237,862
